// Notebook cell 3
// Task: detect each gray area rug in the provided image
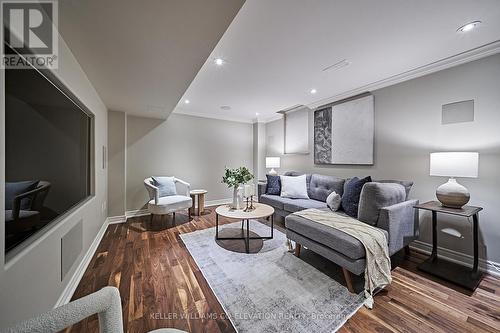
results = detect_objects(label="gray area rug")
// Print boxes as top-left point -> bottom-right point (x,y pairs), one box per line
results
180,220 -> 364,333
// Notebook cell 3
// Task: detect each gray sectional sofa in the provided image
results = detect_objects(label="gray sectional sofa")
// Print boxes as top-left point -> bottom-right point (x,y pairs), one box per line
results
257,171 -> 419,292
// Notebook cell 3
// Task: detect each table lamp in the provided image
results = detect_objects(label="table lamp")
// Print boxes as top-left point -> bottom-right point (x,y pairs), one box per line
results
430,152 -> 478,208
265,157 -> 280,175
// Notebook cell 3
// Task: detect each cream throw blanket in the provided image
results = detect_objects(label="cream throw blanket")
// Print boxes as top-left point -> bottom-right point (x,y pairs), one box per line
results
293,209 -> 392,308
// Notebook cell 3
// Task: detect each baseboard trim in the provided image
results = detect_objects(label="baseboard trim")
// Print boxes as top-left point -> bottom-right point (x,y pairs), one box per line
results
123,198 -> 233,220
107,215 -> 126,224
54,217 -> 110,307
204,198 -> 232,207
410,240 -> 500,277
125,209 -> 149,218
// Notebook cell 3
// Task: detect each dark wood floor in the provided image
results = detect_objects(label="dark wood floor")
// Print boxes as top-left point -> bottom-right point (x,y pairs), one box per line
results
65,206 -> 500,333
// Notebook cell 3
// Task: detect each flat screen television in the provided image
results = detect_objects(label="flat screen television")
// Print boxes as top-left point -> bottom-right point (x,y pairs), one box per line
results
4,43 -> 93,254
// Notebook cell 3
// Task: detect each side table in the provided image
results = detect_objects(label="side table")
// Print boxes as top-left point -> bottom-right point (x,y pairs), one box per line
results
190,189 -> 207,216
414,200 -> 483,290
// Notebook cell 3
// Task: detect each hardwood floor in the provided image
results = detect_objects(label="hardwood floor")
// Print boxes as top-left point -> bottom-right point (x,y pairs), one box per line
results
65,206 -> 500,333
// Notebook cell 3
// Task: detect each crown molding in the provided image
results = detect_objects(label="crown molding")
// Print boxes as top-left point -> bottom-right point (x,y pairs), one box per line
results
174,41 -> 500,124
173,109 -> 253,124
258,113 -> 283,124
307,40 -> 500,110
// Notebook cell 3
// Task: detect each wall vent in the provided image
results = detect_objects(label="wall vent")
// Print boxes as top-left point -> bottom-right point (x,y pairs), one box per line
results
442,100 -> 474,124
61,220 -> 83,280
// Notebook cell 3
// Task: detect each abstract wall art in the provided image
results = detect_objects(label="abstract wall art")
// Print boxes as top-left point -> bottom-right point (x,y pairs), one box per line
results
314,94 -> 374,165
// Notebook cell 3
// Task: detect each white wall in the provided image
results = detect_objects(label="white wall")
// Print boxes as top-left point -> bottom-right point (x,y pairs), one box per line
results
125,113 -> 254,212
0,36 -> 108,327
266,54 -> 500,264
108,111 -> 126,217
253,122 -> 267,182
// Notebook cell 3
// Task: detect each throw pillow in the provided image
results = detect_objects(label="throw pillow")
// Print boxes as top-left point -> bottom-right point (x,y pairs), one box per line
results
341,176 -> 372,218
5,180 -> 40,210
326,191 -> 341,211
265,175 -> 281,195
280,174 -> 309,199
152,176 -> 177,197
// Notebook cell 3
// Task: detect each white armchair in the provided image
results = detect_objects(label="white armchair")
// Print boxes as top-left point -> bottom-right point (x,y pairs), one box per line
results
144,177 -> 192,220
2,286 -> 187,333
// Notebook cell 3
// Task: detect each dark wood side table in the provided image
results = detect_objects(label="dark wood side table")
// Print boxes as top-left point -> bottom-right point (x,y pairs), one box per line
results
414,201 -> 483,290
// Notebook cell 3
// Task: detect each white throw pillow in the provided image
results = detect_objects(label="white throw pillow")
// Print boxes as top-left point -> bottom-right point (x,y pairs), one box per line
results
326,191 -> 341,211
280,175 -> 309,199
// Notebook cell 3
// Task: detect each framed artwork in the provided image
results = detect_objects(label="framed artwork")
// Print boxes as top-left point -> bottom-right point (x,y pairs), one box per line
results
314,94 -> 374,165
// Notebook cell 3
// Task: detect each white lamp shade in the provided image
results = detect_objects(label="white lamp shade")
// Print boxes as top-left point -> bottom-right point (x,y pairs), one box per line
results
266,157 -> 281,169
430,152 -> 478,178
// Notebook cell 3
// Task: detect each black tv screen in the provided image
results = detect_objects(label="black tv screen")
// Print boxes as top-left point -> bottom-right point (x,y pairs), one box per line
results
4,44 -> 92,253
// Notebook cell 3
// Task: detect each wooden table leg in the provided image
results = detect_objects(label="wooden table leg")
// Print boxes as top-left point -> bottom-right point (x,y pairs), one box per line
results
294,243 -> 301,257
199,193 -> 205,215
342,267 -> 355,293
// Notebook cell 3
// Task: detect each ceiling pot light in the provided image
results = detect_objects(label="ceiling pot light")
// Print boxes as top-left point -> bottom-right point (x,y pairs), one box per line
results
184,99 -> 190,104
457,21 -> 481,33
214,58 -> 224,66
310,89 -> 317,94
220,105 -> 231,110
255,112 -> 260,116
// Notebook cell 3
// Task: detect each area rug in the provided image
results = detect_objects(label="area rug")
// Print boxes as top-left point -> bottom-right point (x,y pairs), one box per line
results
180,220 -> 364,333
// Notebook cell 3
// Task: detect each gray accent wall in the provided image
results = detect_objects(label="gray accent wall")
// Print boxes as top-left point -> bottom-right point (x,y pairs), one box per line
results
124,113 -> 253,212
266,54 -> 500,264
108,111 -> 126,217
0,36 -> 108,327
253,122 -> 267,182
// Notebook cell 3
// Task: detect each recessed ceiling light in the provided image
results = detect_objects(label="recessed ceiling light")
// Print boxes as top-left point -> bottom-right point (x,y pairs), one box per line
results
457,21 -> 481,33
220,105 -> 231,110
184,99 -> 190,104
255,112 -> 260,116
310,89 -> 317,94
214,58 -> 224,66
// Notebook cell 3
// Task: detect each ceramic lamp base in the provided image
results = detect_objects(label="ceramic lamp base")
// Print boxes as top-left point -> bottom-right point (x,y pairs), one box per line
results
436,178 -> 470,209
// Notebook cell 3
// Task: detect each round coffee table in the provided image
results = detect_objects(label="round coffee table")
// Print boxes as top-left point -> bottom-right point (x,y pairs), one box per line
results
215,203 -> 275,253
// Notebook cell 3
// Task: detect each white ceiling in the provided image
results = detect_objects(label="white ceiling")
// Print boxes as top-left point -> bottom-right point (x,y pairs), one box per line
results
174,0 -> 500,123
58,0 -> 245,118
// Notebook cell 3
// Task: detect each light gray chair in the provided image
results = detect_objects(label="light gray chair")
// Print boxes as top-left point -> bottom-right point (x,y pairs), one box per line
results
144,177 -> 192,220
1,286 -> 186,333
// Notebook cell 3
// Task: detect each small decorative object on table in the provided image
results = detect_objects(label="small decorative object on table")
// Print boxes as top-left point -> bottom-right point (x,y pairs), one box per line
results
243,184 -> 255,212
414,201 -> 483,290
430,152 -> 478,208
222,166 -> 254,210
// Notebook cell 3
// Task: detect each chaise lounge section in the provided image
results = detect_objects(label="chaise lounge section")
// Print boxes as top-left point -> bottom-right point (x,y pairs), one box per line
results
258,171 -> 419,292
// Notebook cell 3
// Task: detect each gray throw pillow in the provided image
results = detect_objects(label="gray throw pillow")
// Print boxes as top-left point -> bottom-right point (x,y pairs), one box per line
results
358,182 -> 406,225
326,191 -> 341,211
152,176 -> 177,197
